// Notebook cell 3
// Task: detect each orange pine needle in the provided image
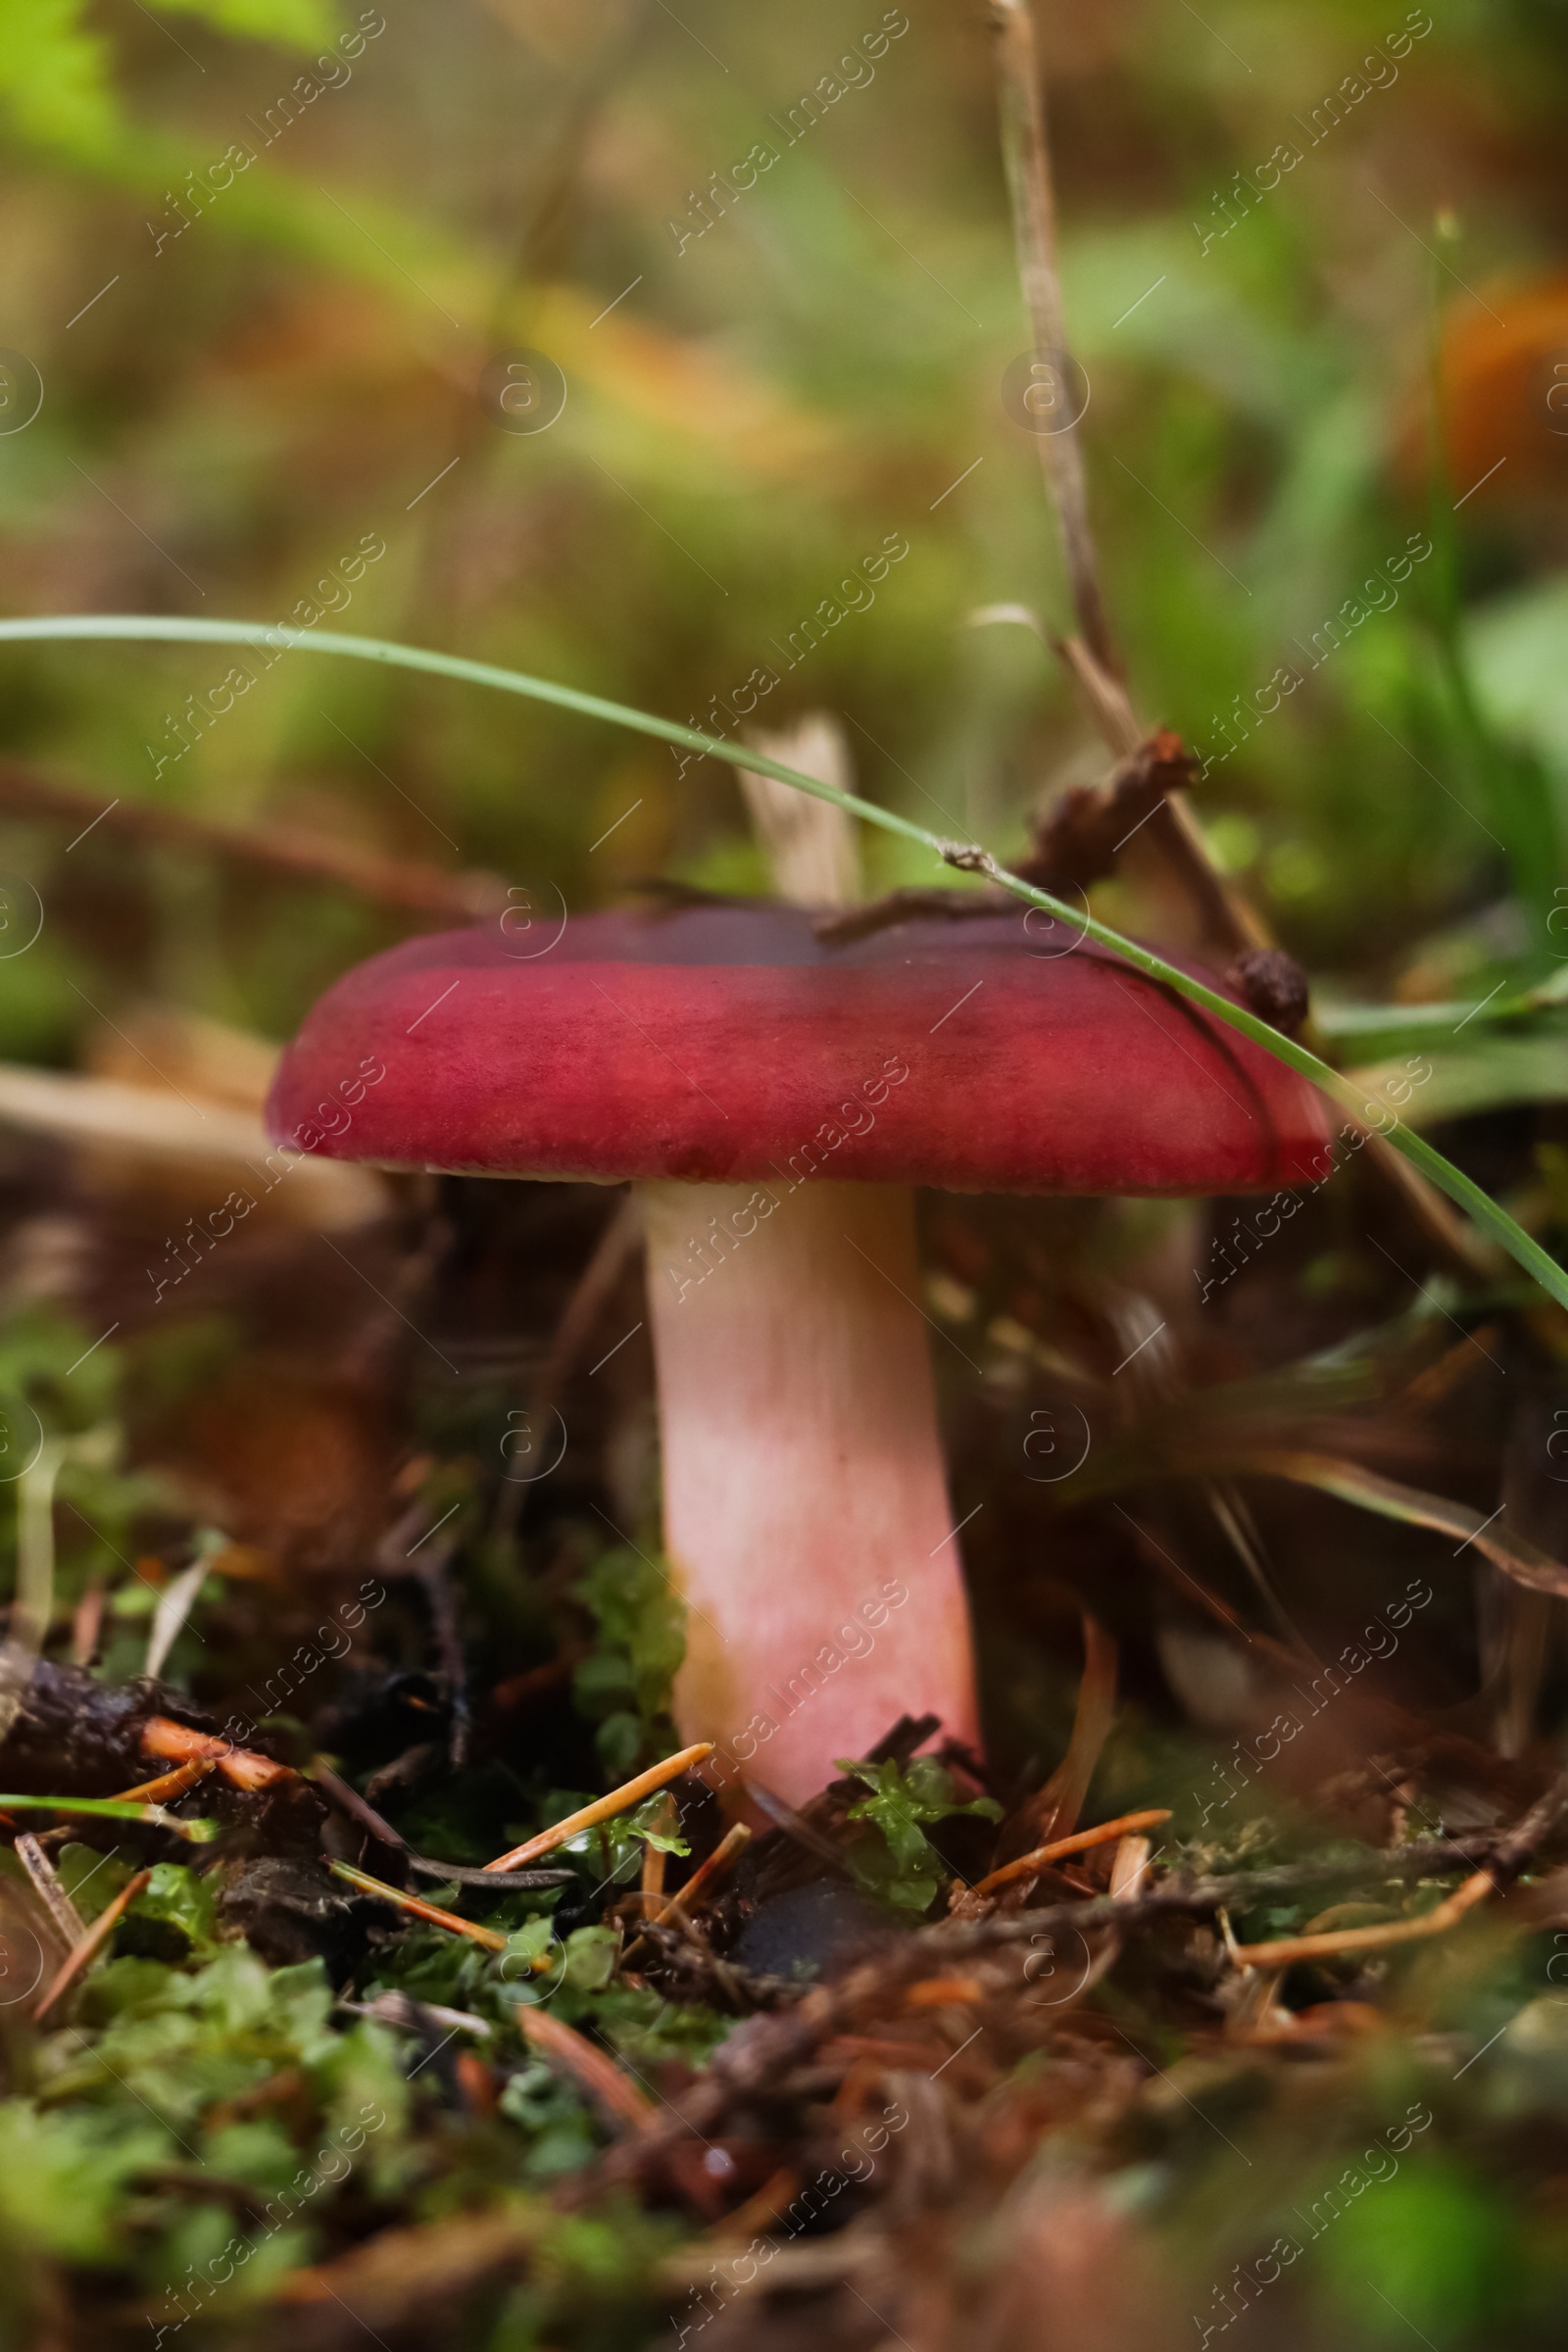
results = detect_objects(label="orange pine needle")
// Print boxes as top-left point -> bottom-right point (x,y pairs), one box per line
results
112,1756 -> 218,1805
1230,1870 -> 1496,1970
328,1861 -> 508,1951
483,1741 -> 712,1873
969,1807 -> 1172,1898
652,1822 -> 751,1931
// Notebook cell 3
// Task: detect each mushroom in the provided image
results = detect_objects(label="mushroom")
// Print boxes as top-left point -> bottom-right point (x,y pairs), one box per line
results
267,898 -> 1328,1803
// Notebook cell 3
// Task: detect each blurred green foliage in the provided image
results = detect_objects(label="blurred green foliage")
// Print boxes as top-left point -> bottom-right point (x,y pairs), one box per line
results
0,0 -> 1564,1074
571,1542 -> 685,1772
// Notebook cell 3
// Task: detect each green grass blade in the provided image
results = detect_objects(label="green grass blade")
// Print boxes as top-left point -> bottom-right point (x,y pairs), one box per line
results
1,612 -> 1562,1309
0,1792 -> 217,1838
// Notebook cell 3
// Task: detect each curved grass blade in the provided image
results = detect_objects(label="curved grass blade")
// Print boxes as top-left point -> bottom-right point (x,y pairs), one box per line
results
1066,1444 -> 1568,1603
0,612 -> 1562,1308
1238,1452 -> 1568,1602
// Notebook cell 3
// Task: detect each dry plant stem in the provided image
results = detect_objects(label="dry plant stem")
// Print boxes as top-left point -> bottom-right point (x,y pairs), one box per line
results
644,1179 -> 980,1805
483,1740 -> 714,1872
990,16 -> 1265,961
33,1869 -> 150,2021
418,1544 -> 470,1769
743,1780 -> 857,1876
138,1716 -> 295,1789
406,1858 -> 574,1890
526,1193 -> 642,1432
1361,1120 -> 1498,1280
1052,632 -> 1139,755
1145,800 -> 1272,961
990,0 -> 1123,693
499,1195 -> 643,1543
991,0 -> 1352,992
969,1807 -> 1172,1898
70,1581 -> 105,1670
1236,1452 -> 1568,1601
738,717 -> 862,907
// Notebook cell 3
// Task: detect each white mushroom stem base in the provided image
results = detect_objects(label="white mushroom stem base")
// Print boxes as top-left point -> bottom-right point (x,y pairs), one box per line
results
641,1177 -> 979,1807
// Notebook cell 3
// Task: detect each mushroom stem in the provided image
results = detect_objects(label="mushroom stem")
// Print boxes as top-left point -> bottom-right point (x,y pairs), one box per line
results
641,1176 -> 979,1805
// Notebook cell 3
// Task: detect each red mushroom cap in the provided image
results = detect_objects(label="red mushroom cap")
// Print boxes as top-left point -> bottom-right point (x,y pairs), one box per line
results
266,900 -> 1330,1195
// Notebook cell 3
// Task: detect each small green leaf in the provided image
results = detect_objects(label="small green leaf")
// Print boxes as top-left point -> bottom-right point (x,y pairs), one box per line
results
837,1756 -> 1002,1914
129,1864 -> 220,1957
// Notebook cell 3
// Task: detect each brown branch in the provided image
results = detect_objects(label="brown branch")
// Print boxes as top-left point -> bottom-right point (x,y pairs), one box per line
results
1014,730 -> 1275,970
1232,1869 -> 1496,1970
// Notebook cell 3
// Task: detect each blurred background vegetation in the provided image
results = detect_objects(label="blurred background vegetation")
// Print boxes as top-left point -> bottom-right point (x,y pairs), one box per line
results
1,0 -> 1566,1065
